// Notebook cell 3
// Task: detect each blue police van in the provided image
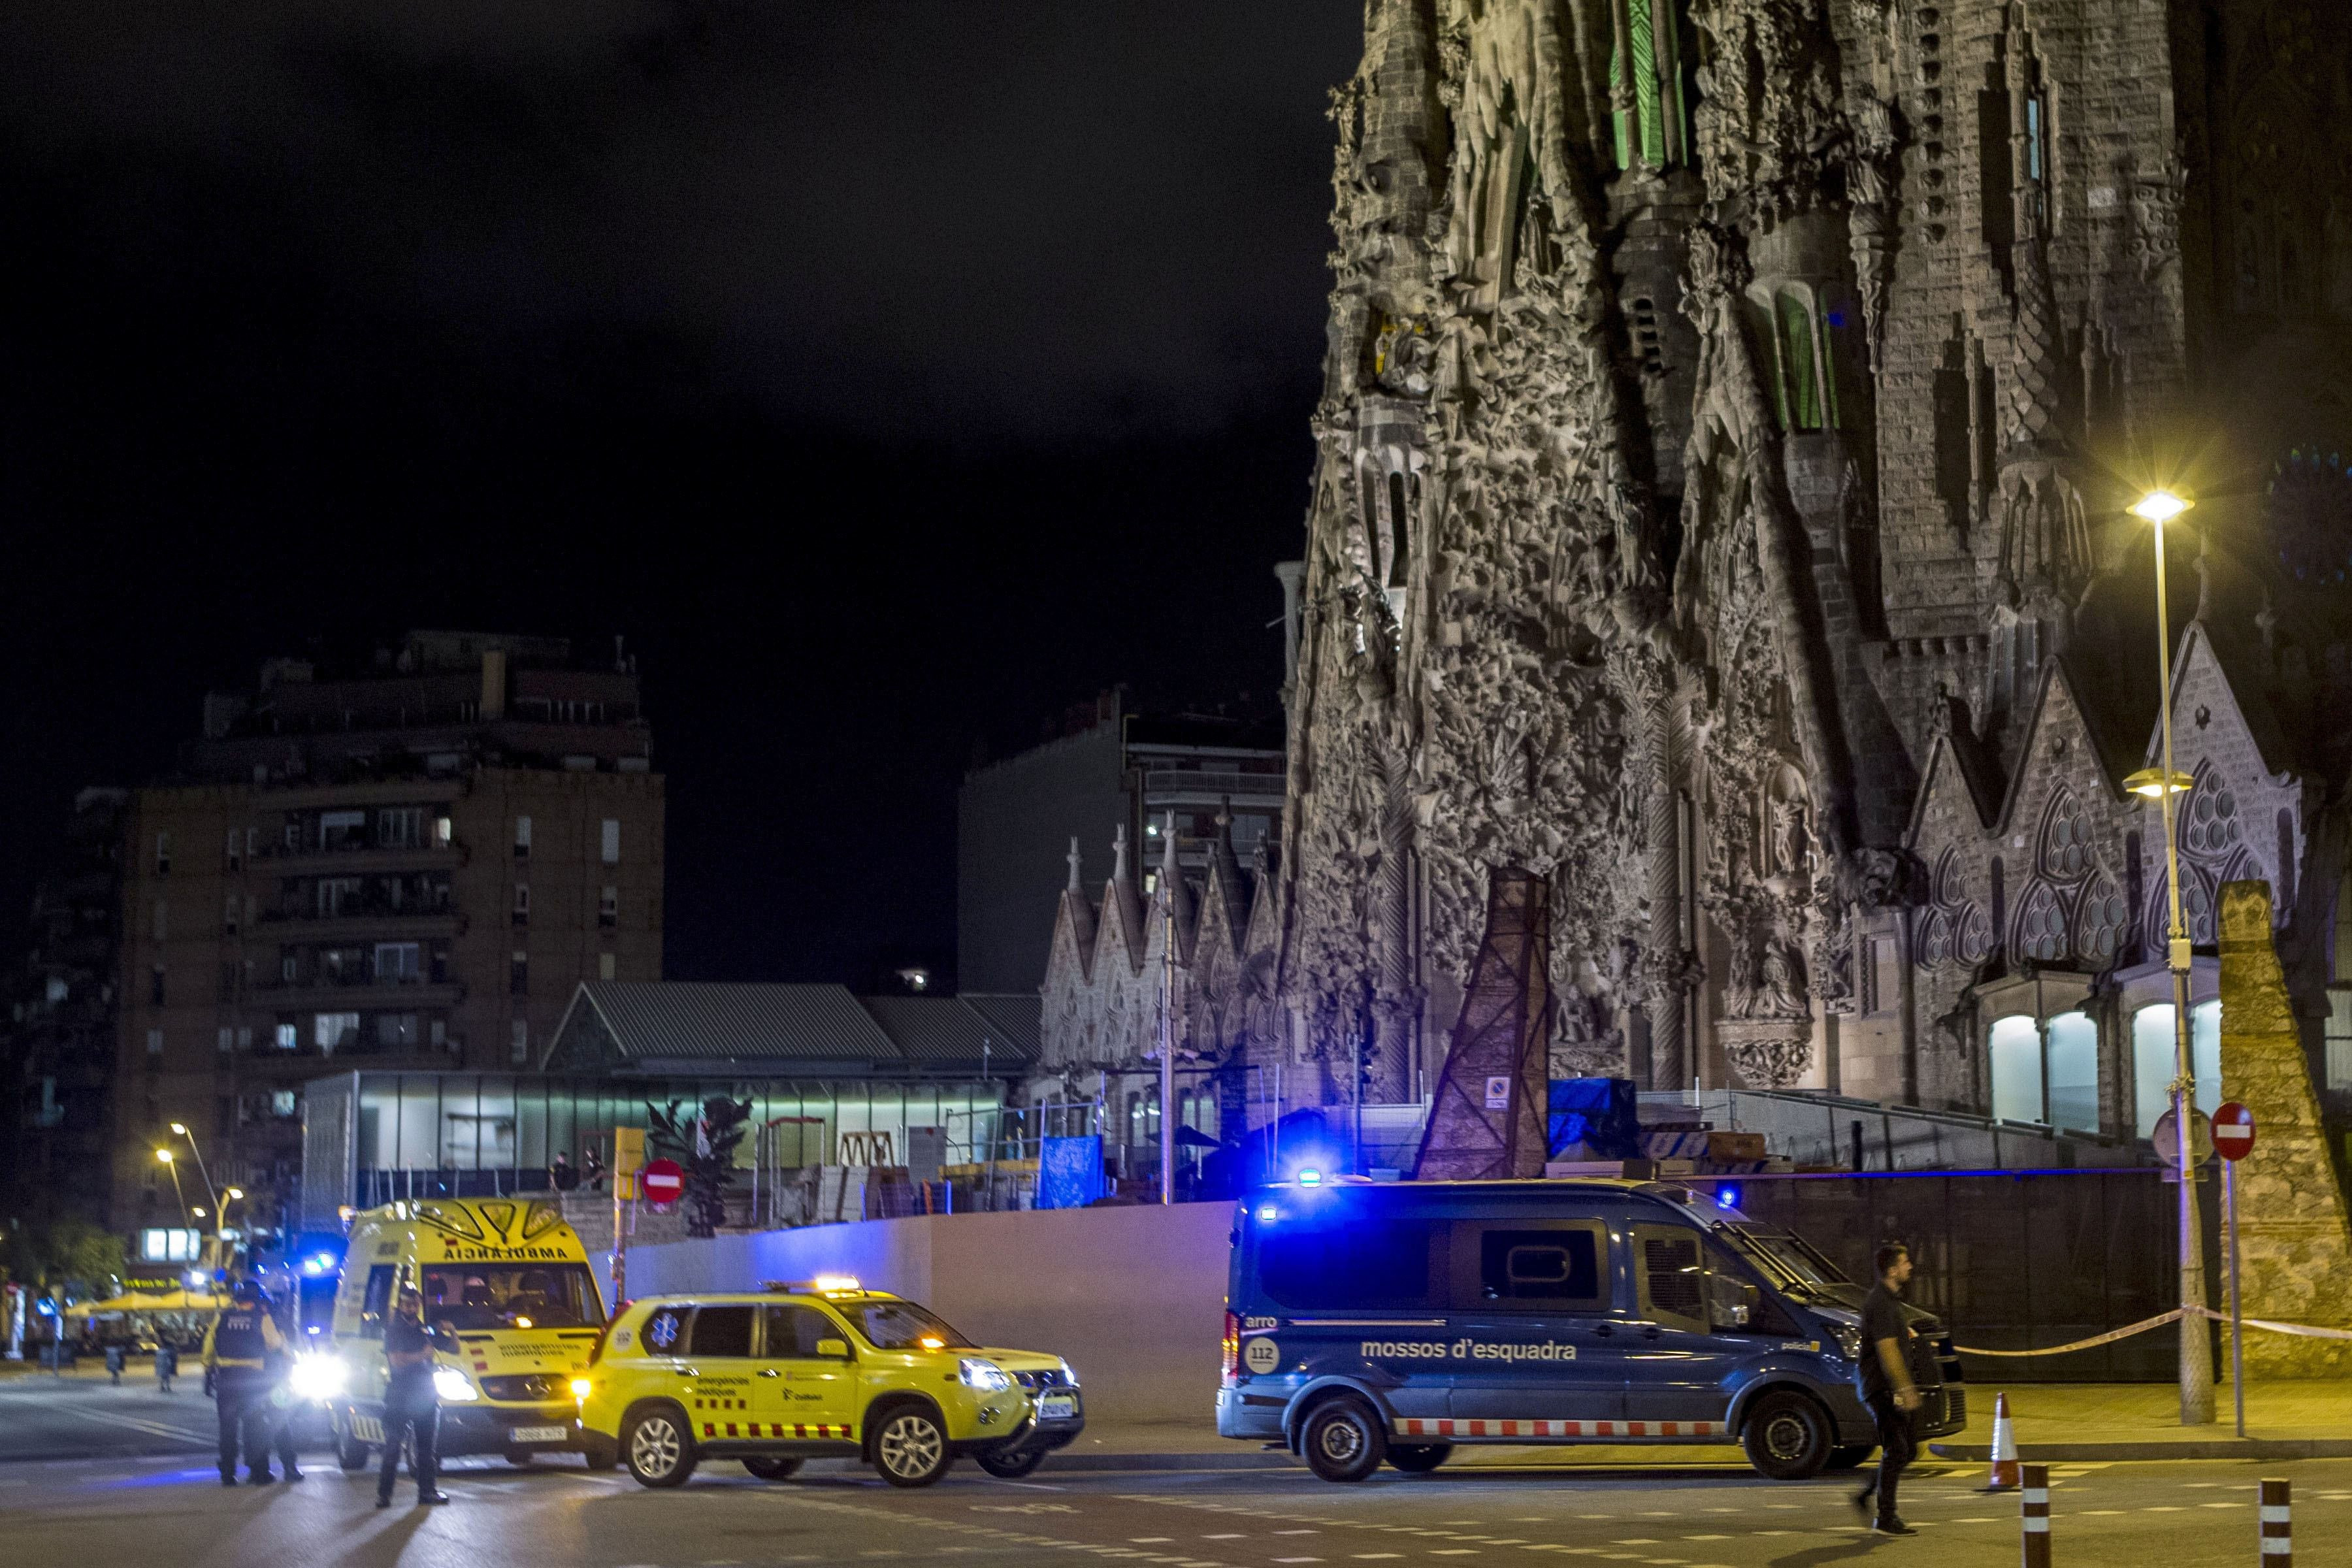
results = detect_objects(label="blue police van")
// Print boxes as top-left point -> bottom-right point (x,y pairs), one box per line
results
1216,1177 -> 1963,1481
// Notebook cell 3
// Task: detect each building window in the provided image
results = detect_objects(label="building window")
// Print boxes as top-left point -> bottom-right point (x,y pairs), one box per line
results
140,1228 -> 201,1262
224,892 -> 240,936
433,813 -> 453,848
514,815 -> 532,861
151,966 -> 167,1005
2024,91 -> 2048,188
429,941 -> 451,984
431,1017 -> 448,1048
218,962 -> 238,1001
598,952 -> 617,981
2327,989 -> 2352,1093
218,1026 -> 233,1053
155,832 -> 172,875
1989,1015 -> 2043,1124
146,1028 -> 165,1056
275,1023 -> 298,1051
510,951 -> 529,996
376,1013 -> 419,1050
272,1090 -> 298,1119
317,877 -> 361,917
600,885 -> 619,928
1779,291 -> 1825,432
374,942 -> 422,983
1610,0 -> 1691,171
513,883 -> 530,925
314,1011 -> 360,1054
2046,1011 -> 2099,1133
377,807 -> 425,849
601,819 -> 621,864
2131,1002 -> 2222,1137
2016,881 -> 2066,962
225,828 -> 242,871
318,809 -> 367,851
511,1019 -> 530,1064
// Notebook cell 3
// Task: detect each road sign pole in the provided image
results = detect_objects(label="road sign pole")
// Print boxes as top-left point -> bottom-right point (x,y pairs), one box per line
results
2227,1155 -> 2244,1438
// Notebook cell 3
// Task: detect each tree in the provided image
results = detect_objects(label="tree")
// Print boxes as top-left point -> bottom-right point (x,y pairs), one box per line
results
647,1096 -> 753,1239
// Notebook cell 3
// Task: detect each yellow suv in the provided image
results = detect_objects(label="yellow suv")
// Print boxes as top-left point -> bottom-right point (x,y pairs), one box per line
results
576,1278 -> 1083,1488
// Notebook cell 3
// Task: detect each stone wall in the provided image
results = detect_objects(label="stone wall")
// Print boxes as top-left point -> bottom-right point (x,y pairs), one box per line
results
2217,881 -> 2352,1378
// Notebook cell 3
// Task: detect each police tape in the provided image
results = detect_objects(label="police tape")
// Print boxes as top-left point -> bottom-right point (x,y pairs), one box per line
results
1954,1305 -> 2352,1357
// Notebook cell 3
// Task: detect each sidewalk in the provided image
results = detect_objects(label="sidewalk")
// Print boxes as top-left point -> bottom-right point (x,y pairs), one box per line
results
1927,1379 -> 2352,1462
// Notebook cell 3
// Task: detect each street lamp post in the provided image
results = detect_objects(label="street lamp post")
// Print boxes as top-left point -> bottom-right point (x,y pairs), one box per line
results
155,1148 -> 189,1226
2125,486 -> 2215,1427
168,1121 -> 221,1215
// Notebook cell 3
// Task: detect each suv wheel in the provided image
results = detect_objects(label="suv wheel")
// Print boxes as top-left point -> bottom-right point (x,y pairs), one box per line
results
873,1407 -> 954,1488
1387,1443 -> 1451,1475
333,1412 -> 369,1472
623,1408 -> 698,1488
1300,1398 -> 1386,1483
975,1441 -> 1046,1479
1741,1391 -> 1832,1480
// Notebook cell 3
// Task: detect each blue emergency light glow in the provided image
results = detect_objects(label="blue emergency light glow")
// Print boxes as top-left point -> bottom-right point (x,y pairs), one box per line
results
1715,1185 -> 1741,1209
1256,1204 -> 1279,1224
1296,1169 -> 1322,1187
301,1253 -> 336,1275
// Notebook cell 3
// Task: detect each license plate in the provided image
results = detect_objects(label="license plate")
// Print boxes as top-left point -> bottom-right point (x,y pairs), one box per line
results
1037,1396 -> 1075,1421
510,1426 -> 568,1445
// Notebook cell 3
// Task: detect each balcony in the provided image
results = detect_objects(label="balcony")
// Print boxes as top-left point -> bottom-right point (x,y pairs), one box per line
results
256,907 -> 465,941
250,977 -> 466,1013
253,840 -> 468,875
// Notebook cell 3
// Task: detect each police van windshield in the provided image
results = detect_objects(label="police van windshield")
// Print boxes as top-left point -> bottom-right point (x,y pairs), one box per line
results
417,1264 -> 605,1330
849,1300 -> 975,1351
1717,1226 -> 1848,1296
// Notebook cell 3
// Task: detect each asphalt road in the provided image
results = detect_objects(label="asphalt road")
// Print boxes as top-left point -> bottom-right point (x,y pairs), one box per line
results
0,1367 -> 220,1462
3,1424 -> 2345,1568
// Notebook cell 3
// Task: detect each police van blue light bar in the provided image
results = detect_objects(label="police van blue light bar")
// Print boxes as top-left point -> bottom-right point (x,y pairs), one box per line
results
1296,1169 -> 1322,1187
1715,1184 -> 1741,1209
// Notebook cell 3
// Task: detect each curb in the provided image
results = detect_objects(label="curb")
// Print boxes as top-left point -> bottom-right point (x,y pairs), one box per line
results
1930,1439 -> 2352,1462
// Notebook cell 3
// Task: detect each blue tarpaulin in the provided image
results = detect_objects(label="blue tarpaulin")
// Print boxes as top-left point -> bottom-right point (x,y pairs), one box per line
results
1036,1135 -> 1107,1209
1547,1078 -> 1641,1160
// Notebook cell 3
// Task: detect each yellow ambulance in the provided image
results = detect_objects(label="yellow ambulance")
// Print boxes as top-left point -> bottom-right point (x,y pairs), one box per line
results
319,1197 -> 609,1468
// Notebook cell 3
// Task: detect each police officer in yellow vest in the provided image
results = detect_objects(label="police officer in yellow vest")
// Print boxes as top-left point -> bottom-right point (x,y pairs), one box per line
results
203,1279 -> 291,1486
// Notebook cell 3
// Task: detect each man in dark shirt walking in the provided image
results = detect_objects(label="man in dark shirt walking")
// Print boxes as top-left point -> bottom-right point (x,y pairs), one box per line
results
1852,1242 -> 1922,1535
378,1285 -> 450,1507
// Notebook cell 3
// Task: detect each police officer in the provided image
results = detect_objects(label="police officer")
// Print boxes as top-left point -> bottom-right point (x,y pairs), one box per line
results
203,1280 -> 289,1486
377,1284 -> 450,1507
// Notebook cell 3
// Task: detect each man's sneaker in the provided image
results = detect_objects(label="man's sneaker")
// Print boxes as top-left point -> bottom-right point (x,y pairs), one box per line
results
284,1470 -> 304,1483
220,1476 -> 238,1488
417,1491 -> 449,1505
246,1472 -> 275,1485
1872,1517 -> 1918,1536
375,1495 -> 392,1509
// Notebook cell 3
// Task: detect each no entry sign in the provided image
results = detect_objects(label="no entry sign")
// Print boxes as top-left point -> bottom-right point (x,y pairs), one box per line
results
2213,1102 -> 2256,1162
642,1158 -> 685,1208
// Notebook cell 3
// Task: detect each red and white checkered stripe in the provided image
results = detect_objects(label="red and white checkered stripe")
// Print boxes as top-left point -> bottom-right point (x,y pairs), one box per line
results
699,1422 -> 853,1440
1393,1417 -> 1726,1440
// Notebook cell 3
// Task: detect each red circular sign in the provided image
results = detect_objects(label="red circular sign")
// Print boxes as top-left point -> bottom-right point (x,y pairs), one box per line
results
2213,1102 -> 2256,1162
642,1158 -> 686,1207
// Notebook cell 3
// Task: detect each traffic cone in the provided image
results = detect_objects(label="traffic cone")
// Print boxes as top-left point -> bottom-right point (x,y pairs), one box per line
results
1980,1392 -> 2020,1492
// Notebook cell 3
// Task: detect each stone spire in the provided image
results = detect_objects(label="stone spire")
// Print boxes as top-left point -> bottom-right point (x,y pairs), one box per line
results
1156,810 -> 1195,958
1058,835 -> 1096,958
2004,204 -> 2066,457
1105,823 -> 1145,967
1208,798 -> 1246,928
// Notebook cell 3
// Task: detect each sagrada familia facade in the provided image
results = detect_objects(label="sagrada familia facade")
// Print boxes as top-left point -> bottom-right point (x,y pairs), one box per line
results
1040,0 -> 2352,1164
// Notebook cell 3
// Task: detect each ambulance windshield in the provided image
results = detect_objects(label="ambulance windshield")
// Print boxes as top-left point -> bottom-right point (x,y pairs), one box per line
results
417,1264 -> 605,1330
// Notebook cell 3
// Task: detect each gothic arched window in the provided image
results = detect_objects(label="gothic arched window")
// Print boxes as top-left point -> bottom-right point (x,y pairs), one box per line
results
2038,787 -> 2093,883
1918,909 -> 1952,967
2075,873 -> 2129,965
1957,904 -> 1994,965
2181,769 -> 2242,860
2151,871 -> 2217,945
2016,881 -> 2067,962
1779,292 -> 1824,432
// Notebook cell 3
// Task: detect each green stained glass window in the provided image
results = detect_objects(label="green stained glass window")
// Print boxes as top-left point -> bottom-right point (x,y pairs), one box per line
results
1780,293 -> 1821,432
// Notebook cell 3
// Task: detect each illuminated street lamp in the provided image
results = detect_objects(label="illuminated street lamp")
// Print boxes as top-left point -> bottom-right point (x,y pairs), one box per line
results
155,1147 -> 190,1225
167,1120 -> 221,1216
2130,487 -> 2215,1426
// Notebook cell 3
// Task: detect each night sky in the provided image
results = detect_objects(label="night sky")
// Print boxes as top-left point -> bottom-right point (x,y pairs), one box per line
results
0,3 -> 1360,987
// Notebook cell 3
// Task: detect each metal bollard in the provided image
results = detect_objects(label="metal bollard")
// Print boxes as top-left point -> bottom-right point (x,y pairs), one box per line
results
2020,1463 -> 2051,1568
2260,1478 -> 2291,1566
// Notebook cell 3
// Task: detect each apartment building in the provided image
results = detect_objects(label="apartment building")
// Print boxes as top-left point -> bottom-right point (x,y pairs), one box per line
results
110,631 -> 663,1239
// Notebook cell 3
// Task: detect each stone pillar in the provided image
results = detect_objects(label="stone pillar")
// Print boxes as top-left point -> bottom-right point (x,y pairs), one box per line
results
2217,880 -> 2352,1377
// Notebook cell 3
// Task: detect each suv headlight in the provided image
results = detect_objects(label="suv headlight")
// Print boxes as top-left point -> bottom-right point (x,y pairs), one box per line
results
288,1354 -> 346,1401
1833,1324 -> 1863,1362
1057,1358 -> 1079,1388
958,1358 -> 1011,1393
433,1365 -> 479,1402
